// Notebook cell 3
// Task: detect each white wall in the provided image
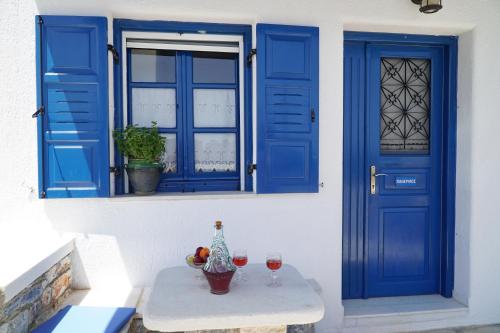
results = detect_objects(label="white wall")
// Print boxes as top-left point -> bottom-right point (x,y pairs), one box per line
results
1,0 -> 500,332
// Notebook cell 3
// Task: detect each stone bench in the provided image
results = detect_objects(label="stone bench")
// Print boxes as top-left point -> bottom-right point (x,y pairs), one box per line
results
0,235 -> 141,333
0,235 -> 74,332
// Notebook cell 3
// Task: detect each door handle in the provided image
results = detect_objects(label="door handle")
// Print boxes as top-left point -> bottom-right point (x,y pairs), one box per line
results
370,165 -> 388,195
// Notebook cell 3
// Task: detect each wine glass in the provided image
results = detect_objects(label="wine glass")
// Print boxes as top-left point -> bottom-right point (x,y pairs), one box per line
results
266,252 -> 282,287
232,249 -> 248,282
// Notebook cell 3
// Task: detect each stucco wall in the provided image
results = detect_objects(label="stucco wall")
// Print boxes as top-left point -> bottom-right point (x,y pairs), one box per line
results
1,0 -> 499,332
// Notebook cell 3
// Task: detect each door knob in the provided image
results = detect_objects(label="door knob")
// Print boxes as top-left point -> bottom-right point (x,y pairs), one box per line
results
370,165 -> 387,195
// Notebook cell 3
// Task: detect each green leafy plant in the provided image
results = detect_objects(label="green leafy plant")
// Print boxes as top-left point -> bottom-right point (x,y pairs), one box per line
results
113,122 -> 166,165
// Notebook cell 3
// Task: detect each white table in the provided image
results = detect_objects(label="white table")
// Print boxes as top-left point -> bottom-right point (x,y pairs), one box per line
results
143,264 -> 324,332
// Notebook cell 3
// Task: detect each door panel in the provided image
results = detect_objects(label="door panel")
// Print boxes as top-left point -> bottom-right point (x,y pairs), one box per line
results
366,44 -> 444,297
379,207 -> 429,278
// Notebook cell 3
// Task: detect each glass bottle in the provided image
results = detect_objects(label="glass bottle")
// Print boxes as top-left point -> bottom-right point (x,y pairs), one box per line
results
203,221 -> 236,273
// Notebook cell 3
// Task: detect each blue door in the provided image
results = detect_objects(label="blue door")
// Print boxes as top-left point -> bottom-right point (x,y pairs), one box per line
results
366,44 -> 444,297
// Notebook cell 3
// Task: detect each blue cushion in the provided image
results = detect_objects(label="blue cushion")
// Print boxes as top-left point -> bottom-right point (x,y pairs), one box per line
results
31,305 -> 136,333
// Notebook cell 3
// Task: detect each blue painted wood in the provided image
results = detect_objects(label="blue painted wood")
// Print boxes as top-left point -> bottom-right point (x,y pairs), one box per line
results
113,20 -> 253,194
36,16 -> 109,198
344,31 -> 457,46
126,50 -> 240,192
36,17 -> 44,198
342,32 -> 457,299
126,49 -> 186,190
32,305 -> 135,333
441,38 -> 458,298
184,52 -> 241,184
256,24 -> 319,193
366,44 -> 444,297
342,41 -> 366,299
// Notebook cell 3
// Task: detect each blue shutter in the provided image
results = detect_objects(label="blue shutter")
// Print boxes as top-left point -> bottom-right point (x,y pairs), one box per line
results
256,24 -> 319,193
36,16 -> 109,198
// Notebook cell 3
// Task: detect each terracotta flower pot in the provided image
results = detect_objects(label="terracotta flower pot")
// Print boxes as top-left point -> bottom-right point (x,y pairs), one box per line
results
203,270 -> 235,295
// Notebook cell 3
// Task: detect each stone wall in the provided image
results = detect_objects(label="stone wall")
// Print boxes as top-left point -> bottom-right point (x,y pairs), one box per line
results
128,318 -> 314,333
0,254 -> 72,333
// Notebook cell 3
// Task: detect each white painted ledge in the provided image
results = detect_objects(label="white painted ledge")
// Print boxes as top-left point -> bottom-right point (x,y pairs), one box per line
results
62,287 -> 143,309
143,264 -> 325,332
343,295 -> 467,318
0,232 -> 74,307
107,191 -> 320,202
343,295 -> 468,331
135,287 -> 151,318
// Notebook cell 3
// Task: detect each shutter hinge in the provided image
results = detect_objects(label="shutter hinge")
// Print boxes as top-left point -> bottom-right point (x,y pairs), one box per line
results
32,106 -> 45,118
38,16 -> 44,25
247,163 -> 257,175
109,166 -> 121,177
311,108 -> 316,123
40,191 -> 46,199
247,48 -> 257,66
107,44 -> 119,64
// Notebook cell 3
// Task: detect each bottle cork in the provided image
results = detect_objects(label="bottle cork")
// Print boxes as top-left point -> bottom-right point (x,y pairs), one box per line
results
215,221 -> 222,229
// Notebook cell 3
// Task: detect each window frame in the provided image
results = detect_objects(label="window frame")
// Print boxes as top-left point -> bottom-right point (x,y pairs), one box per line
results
124,37 -> 243,192
112,20 -> 253,195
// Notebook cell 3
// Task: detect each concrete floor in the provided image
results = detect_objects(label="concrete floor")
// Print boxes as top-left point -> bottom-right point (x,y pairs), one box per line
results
418,325 -> 500,333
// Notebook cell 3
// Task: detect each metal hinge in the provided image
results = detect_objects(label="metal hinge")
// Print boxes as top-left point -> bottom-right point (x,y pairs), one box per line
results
38,16 -> 44,25
107,44 -> 119,64
40,191 -> 46,199
109,166 -> 121,177
247,48 -> 257,66
32,106 -> 45,118
247,163 -> 257,175
311,108 -> 316,123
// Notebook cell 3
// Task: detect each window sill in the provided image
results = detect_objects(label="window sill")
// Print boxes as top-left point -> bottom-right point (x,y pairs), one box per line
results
108,191 -> 258,202
107,191 -> 320,202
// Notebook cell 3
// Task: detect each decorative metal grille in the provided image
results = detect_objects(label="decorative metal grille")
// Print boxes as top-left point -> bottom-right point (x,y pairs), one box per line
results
380,58 -> 431,153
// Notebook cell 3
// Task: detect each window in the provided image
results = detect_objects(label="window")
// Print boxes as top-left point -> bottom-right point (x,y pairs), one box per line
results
35,17 -> 319,198
124,35 -> 243,193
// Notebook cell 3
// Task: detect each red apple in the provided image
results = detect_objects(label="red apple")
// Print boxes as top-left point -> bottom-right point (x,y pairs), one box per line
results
193,256 -> 204,265
195,246 -> 203,257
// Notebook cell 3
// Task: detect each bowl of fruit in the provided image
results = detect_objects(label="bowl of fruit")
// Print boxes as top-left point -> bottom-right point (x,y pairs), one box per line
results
186,246 -> 210,269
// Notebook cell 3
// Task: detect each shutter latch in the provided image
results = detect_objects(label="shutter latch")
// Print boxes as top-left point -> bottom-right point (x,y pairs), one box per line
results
247,163 -> 257,175
247,48 -> 257,66
109,166 -> 121,177
311,108 -> 316,123
107,44 -> 119,64
32,106 -> 45,118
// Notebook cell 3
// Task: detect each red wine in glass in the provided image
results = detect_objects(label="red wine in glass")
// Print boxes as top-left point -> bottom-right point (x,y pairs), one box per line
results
266,259 -> 282,270
233,256 -> 248,267
233,249 -> 248,281
266,252 -> 282,287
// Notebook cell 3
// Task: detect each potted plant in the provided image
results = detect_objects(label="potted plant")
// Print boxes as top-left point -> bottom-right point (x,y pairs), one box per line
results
113,122 -> 166,195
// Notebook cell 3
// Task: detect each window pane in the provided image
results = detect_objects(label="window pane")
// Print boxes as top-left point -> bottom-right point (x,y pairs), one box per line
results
193,52 -> 236,84
195,133 -> 236,172
161,134 -> 177,173
131,49 -> 175,83
380,58 -> 430,153
131,88 -> 176,128
193,89 -> 236,128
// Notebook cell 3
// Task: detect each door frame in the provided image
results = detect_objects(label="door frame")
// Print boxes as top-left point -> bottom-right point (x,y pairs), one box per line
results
342,31 -> 458,299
